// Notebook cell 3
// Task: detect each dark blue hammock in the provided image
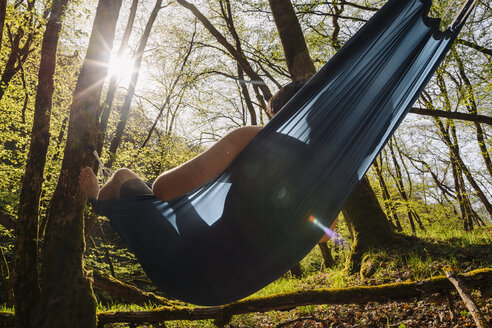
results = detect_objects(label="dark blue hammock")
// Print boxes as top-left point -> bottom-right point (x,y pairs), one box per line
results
94,0 -> 473,305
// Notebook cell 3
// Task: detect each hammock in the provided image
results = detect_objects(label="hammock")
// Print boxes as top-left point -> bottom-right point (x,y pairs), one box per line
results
93,0 -> 475,305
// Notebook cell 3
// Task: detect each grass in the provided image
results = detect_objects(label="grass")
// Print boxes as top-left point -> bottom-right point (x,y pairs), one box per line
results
97,301 -> 158,312
0,304 -> 13,313
89,223 -> 491,328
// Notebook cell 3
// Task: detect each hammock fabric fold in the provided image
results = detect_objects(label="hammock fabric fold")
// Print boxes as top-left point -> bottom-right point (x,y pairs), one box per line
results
94,0 -> 472,305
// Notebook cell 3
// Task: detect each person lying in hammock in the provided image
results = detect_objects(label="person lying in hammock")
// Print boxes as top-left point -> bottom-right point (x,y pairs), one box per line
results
79,80 -> 336,241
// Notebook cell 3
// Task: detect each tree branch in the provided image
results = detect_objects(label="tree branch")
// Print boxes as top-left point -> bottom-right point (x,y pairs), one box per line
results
176,0 -> 272,100
455,38 -> 492,56
409,107 -> 492,126
444,269 -> 489,328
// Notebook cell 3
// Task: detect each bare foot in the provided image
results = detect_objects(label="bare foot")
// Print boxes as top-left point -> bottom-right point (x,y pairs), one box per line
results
78,167 -> 100,199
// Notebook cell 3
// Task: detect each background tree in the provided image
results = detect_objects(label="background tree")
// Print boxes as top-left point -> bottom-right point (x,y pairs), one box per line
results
37,0 -> 122,326
13,0 -> 69,326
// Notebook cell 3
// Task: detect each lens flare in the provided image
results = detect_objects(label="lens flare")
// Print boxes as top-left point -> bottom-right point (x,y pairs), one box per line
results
308,215 -> 347,247
108,52 -> 135,82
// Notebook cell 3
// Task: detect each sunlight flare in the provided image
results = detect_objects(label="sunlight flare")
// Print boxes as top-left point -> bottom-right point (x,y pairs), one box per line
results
308,215 -> 347,247
108,52 -> 135,81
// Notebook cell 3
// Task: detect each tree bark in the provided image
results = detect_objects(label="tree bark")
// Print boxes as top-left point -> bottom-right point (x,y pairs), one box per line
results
0,0 -> 7,54
0,269 -> 489,326
13,0 -> 69,326
433,111 -> 492,217
388,140 -> 419,234
37,0 -> 122,326
96,268 -> 492,325
0,247 -> 13,307
445,269 -> 489,328
268,0 -> 316,80
342,177 -> 394,272
318,242 -> 335,268
106,0 -> 162,167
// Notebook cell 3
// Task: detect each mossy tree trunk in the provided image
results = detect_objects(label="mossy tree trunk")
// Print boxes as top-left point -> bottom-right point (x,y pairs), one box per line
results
36,0 -> 122,326
268,0 -> 395,273
13,0 -> 69,326
342,177 -> 394,272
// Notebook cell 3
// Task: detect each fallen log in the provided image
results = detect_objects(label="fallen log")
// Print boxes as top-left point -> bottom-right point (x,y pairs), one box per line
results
92,270 -> 180,307
97,268 -> 491,325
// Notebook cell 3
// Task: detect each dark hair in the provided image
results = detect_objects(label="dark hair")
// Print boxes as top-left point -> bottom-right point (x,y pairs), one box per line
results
267,79 -> 307,116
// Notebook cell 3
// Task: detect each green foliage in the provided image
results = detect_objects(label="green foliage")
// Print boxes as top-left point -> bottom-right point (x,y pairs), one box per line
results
0,1 -> 490,327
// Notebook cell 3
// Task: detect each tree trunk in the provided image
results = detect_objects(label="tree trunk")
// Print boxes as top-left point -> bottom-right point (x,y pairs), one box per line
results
431,108 -> 492,217
96,0 -> 139,154
268,0 -> 316,80
106,0 -> 162,167
451,49 -> 492,177
318,242 -> 335,268
268,0 -> 394,274
373,156 -> 402,231
445,269 -> 489,328
0,247 -> 13,307
388,140 -> 417,234
37,0 -> 122,326
342,177 -> 394,272
219,0 -> 258,126
13,0 -> 69,326
0,0 -> 6,54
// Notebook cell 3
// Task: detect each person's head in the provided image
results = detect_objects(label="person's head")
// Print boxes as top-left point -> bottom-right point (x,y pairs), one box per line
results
267,79 -> 307,117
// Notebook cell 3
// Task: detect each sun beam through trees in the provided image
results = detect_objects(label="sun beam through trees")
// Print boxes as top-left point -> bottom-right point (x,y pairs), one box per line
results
0,0 -> 490,327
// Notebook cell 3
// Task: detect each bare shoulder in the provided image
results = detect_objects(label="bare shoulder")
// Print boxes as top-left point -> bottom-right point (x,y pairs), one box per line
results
220,125 -> 262,151
227,125 -> 262,140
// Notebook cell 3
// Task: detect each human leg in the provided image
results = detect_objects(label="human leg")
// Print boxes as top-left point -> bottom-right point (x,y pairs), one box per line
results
79,167 -> 152,201
79,167 -> 100,199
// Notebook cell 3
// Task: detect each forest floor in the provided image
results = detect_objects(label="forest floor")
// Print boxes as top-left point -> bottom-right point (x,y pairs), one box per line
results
98,225 -> 491,328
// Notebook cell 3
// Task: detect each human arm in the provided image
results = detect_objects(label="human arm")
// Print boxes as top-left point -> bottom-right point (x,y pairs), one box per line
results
152,126 -> 262,201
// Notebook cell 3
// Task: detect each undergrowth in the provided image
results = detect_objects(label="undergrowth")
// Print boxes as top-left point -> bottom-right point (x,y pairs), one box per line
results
93,224 -> 491,327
